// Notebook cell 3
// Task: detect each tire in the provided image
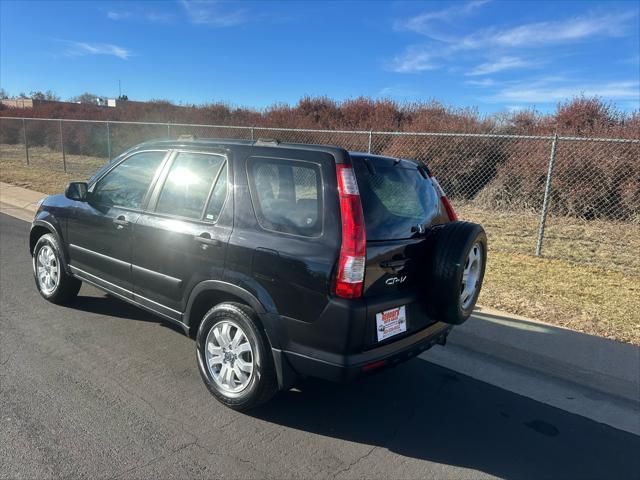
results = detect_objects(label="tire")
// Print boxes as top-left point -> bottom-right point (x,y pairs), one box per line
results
196,302 -> 278,411
32,233 -> 81,305
427,221 -> 487,325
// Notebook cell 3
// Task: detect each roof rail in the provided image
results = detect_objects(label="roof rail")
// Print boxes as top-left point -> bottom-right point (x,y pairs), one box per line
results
255,138 -> 280,146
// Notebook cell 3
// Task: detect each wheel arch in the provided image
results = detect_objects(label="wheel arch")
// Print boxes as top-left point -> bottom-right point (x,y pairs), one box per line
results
185,280 -> 297,391
184,281 -> 267,338
30,219 -> 71,274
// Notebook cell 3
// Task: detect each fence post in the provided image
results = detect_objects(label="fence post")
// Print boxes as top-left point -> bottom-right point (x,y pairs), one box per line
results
106,121 -> 112,160
59,120 -> 67,173
22,118 -> 29,165
367,131 -> 373,153
167,123 -> 171,138
535,134 -> 558,257
250,127 -> 255,141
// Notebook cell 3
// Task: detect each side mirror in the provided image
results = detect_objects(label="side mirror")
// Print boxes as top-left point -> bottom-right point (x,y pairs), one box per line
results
65,182 -> 88,202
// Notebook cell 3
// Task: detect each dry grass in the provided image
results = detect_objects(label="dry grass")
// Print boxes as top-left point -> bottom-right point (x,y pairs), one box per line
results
2,143 -> 639,344
0,143 -> 106,194
481,252 -> 639,344
458,205 -> 640,276
459,205 -> 640,344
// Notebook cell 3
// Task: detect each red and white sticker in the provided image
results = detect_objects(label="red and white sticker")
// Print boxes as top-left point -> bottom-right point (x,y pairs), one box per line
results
376,306 -> 407,342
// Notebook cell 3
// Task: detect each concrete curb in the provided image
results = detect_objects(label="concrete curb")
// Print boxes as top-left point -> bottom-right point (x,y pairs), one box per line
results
2,181 -> 639,411
0,182 -> 45,211
450,308 -> 640,406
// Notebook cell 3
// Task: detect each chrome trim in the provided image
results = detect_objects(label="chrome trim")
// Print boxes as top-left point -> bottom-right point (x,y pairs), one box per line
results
69,244 -> 129,269
131,263 -> 182,287
132,291 -> 182,315
69,246 -> 183,310
69,264 -> 132,297
69,265 -> 186,327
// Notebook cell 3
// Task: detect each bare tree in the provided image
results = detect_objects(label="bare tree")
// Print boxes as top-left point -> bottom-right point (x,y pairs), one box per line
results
30,90 -> 60,101
70,92 -> 101,104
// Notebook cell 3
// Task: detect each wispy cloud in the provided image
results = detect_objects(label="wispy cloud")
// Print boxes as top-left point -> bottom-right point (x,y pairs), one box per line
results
378,85 -> 419,97
390,8 -> 638,74
488,80 -> 640,103
62,41 -> 133,60
465,78 -> 496,87
468,11 -> 636,48
395,0 -> 490,34
107,11 -> 132,21
391,46 -> 439,73
466,56 -> 535,76
181,0 -> 247,27
106,9 -> 173,23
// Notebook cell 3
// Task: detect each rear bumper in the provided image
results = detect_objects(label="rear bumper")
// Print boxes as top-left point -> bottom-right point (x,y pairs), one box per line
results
282,321 -> 452,383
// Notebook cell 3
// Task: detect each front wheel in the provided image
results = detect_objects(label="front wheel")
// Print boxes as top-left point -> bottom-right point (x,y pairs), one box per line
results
33,233 -> 81,305
196,303 -> 278,410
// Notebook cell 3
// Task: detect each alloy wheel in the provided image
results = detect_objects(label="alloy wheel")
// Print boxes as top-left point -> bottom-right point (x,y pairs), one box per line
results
36,245 -> 60,295
460,242 -> 483,310
205,320 -> 254,394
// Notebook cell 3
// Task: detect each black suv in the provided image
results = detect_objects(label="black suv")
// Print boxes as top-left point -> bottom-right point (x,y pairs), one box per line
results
30,138 -> 486,410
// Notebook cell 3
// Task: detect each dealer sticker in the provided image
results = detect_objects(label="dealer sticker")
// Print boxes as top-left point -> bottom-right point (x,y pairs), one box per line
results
376,306 -> 407,342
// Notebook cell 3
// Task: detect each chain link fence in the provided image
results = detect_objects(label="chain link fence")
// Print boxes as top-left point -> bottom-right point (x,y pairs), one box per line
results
1,116 -> 638,274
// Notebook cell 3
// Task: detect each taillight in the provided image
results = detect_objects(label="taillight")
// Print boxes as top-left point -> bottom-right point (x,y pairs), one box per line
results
430,175 -> 458,221
335,164 -> 366,299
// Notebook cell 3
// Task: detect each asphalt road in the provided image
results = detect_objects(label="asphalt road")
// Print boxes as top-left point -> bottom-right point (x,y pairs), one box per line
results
1,212 -> 639,480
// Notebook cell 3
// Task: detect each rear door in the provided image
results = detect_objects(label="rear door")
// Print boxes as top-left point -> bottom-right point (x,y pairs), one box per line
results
132,150 -> 231,318
350,155 -> 450,346
225,149 -> 340,323
350,155 -> 447,297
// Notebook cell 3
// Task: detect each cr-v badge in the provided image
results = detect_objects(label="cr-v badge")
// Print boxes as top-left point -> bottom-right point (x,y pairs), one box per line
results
386,276 -> 407,286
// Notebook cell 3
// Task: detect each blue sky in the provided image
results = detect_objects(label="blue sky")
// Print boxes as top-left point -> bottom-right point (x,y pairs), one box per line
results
1,0 -> 639,114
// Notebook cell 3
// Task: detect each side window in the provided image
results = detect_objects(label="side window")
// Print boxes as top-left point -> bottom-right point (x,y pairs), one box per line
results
92,151 -> 166,209
155,152 -> 225,220
205,163 -> 227,221
248,158 -> 322,237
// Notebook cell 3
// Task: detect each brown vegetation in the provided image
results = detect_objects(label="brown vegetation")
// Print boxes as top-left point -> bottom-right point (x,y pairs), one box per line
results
1,97 -> 638,223
1,94 -> 637,136
2,141 -> 638,344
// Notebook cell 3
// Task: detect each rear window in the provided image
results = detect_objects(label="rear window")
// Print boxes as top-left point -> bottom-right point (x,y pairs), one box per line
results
352,157 -> 439,240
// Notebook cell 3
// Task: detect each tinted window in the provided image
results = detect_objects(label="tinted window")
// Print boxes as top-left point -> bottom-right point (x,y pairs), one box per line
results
92,151 -> 166,209
248,158 -> 322,236
156,152 -> 225,220
205,163 -> 228,222
352,157 -> 439,240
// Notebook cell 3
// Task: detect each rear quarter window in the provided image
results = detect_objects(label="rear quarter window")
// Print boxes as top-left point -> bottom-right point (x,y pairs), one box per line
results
247,157 -> 323,237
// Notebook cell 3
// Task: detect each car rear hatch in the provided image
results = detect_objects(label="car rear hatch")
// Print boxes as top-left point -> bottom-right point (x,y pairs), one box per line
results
349,154 -> 450,347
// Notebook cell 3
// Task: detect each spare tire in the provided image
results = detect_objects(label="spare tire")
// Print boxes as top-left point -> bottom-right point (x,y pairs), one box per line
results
426,221 -> 487,325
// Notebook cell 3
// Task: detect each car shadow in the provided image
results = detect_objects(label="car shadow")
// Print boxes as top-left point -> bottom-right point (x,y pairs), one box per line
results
67,293 -> 186,335
63,287 -> 639,478
250,357 -> 640,479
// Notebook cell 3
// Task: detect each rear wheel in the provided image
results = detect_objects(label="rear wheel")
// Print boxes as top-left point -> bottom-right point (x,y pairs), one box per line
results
427,221 -> 487,325
33,233 -> 81,305
196,302 -> 277,410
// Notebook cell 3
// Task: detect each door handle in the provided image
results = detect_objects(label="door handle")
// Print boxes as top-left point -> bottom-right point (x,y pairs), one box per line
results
380,259 -> 407,272
194,233 -> 220,247
113,215 -> 130,229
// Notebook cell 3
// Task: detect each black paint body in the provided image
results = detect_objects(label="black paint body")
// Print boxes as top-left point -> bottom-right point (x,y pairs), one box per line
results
30,139 -> 453,388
